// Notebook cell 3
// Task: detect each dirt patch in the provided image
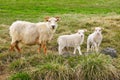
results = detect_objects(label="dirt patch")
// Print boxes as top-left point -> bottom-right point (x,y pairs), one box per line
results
0,73 -> 9,80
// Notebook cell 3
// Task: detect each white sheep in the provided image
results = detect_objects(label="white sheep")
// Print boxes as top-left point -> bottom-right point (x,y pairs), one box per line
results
87,27 -> 103,53
57,29 -> 87,55
9,17 -> 60,54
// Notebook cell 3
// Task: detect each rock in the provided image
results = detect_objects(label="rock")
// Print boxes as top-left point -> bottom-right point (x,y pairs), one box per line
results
101,47 -> 117,58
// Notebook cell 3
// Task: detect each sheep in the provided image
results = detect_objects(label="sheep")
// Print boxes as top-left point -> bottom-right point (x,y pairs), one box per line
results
87,27 -> 103,53
57,29 -> 87,55
9,17 -> 60,54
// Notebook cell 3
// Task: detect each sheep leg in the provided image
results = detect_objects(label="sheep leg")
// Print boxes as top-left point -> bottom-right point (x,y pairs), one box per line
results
38,44 -> 41,53
97,42 -> 101,52
91,45 -> 94,52
10,41 -> 20,52
77,46 -> 82,55
44,45 -> 47,54
96,47 -> 99,53
87,42 -> 90,52
15,42 -> 21,52
58,46 -> 64,55
9,42 -> 16,51
73,47 -> 77,54
98,39 -> 102,47
96,44 -> 99,53
94,43 -> 98,53
42,42 -> 47,54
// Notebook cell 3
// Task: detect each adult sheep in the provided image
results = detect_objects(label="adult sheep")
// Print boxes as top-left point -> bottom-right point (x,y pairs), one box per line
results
9,17 -> 60,54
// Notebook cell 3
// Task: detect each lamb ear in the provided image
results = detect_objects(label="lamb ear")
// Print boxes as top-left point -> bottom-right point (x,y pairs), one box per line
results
91,27 -> 95,30
77,30 -> 80,33
84,29 -> 87,32
45,17 -> 50,21
102,27 -> 104,30
55,17 -> 60,21
97,26 -> 104,30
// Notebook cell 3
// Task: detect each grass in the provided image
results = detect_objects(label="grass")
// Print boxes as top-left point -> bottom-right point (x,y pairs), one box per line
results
0,14 -> 120,80
0,0 -> 120,80
31,62 -> 73,80
75,54 -> 119,80
9,72 -> 31,80
7,53 -> 120,80
0,0 -> 120,24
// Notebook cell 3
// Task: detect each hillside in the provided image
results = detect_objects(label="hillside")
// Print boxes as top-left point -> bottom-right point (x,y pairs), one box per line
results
0,0 -> 120,80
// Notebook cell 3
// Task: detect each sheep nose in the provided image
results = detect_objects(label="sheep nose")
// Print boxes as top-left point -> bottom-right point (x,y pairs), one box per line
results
52,25 -> 55,29
97,33 -> 100,35
81,35 -> 83,37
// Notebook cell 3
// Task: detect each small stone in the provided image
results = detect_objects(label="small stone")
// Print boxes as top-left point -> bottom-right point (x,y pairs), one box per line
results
101,47 -> 117,58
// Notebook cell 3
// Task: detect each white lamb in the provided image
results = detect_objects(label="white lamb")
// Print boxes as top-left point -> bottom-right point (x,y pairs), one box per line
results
9,17 -> 60,54
87,27 -> 103,53
57,29 -> 87,55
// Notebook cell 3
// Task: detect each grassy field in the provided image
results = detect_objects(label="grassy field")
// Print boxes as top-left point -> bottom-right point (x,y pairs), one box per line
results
0,0 -> 120,80
0,0 -> 120,24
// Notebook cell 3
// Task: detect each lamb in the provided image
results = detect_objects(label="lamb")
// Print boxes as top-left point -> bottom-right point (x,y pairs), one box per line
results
9,17 -> 60,54
87,27 -> 103,53
57,29 -> 87,55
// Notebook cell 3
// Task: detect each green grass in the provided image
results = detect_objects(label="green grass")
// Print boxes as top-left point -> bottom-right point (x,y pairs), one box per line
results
0,0 -> 120,80
9,72 -> 31,80
0,0 -> 120,24
75,54 -> 119,80
6,53 -> 120,80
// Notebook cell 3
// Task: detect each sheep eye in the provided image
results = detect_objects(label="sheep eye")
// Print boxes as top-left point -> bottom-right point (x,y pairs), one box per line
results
48,20 -> 51,22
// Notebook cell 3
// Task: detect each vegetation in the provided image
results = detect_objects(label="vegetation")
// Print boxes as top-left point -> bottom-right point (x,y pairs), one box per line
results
6,53 -> 120,80
0,0 -> 120,24
0,0 -> 120,80
9,72 -> 31,80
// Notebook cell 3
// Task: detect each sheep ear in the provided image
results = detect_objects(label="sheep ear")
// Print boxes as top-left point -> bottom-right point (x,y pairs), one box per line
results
91,27 -> 95,30
45,17 -> 50,21
84,29 -> 87,32
102,27 -> 104,30
77,30 -> 80,32
55,17 -> 60,21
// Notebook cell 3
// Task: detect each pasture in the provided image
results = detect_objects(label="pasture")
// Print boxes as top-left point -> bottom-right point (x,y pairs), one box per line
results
0,0 -> 120,80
